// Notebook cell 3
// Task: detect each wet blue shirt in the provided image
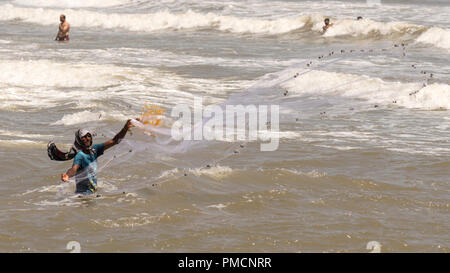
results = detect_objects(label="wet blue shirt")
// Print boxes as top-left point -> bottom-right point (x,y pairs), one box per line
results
73,143 -> 104,194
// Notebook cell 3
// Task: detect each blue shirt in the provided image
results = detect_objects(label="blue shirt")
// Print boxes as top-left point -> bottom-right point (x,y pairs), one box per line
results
73,143 -> 105,194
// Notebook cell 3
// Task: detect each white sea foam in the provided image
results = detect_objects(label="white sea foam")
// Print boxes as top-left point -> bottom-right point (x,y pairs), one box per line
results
0,59 -> 132,87
0,4 -> 317,34
2,4 -> 449,51
0,58 -> 241,111
0,59 -> 145,110
0,139 -> 44,147
0,129 -> 53,139
92,212 -> 171,228
89,47 -> 301,69
281,69 -> 450,110
190,165 -> 233,180
207,203 -> 229,209
12,0 -> 130,8
154,168 -> 180,180
52,110 -> 128,126
20,184 -> 65,196
320,18 -> 424,38
0,86 -> 93,110
32,198 -> 81,207
400,83 -> 450,110
276,168 -> 327,178
415,27 -> 450,50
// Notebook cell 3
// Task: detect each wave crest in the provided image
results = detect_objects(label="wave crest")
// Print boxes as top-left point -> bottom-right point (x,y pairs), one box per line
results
281,69 -> 450,110
415,27 -> 450,50
1,4 -> 449,50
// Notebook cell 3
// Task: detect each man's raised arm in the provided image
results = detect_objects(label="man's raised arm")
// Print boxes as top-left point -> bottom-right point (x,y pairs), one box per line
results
104,119 -> 137,150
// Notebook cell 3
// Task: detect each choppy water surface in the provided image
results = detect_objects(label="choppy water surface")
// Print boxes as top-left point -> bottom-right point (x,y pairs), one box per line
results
0,0 -> 449,252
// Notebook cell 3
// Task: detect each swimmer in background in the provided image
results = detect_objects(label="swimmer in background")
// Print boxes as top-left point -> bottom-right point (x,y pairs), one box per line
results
357,16 -> 363,20
55,14 -> 70,41
322,18 -> 333,33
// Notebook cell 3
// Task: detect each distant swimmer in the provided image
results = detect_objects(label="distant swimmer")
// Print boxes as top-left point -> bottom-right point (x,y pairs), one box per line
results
55,14 -> 70,41
357,16 -> 363,20
322,18 -> 333,33
59,119 -> 137,195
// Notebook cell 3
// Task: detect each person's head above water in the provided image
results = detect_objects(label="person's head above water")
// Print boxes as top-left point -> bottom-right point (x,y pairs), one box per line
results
324,18 -> 330,25
75,129 -> 92,151
60,14 -> 66,23
357,16 -> 363,20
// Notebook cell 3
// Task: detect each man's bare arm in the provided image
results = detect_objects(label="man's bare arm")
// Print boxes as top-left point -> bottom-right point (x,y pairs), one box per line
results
104,119 -> 137,151
61,164 -> 79,182
62,23 -> 70,33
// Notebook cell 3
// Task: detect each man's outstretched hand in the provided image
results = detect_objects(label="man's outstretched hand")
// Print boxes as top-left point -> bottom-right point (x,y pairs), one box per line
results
125,118 -> 140,130
61,173 -> 69,182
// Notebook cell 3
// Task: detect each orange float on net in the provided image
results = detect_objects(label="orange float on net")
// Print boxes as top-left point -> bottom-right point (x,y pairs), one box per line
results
139,104 -> 165,137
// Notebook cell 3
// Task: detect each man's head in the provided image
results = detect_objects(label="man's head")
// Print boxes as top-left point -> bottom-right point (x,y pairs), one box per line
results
81,133 -> 92,148
60,14 -> 66,23
324,18 -> 330,25
75,129 -> 92,150
357,16 -> 363,20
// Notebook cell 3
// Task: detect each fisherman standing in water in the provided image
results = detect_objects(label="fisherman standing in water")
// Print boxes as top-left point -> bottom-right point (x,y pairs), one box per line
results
55,14 -> 70,41
60,119 -> 136,195
322,18 -> 333,33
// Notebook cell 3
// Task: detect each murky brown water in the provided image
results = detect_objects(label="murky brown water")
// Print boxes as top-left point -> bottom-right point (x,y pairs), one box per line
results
0,0 -> 449,253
